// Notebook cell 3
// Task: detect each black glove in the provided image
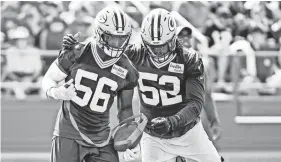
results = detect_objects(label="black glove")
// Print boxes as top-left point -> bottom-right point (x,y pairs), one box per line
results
151,115 -> 181,135
151,117 -> 172,135
62,32 -> 80,50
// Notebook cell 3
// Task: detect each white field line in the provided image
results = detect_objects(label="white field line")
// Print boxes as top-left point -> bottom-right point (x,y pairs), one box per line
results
235,116 -> 281,124
1,152 -> 49,160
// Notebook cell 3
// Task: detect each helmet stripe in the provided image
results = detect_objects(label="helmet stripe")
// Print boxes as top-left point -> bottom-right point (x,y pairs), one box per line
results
113,9 -> 119,31
119,9 -> 125,31
115,8 -> 123,32
157,10 -> 162,41
153,11 -> 159,41
151,13 -> 155,41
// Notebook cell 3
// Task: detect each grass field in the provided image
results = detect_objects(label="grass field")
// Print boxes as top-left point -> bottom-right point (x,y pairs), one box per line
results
1,95 -> 281,162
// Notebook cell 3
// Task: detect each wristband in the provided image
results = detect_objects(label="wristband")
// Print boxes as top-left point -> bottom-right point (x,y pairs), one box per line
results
46,86 -> 56,99
168,115 -> 180,131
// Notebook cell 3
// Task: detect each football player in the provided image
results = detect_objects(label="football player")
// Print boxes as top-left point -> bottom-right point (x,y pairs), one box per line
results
125,9 -> 221,162
177,26 -> 222,143
42,7 -> 140,162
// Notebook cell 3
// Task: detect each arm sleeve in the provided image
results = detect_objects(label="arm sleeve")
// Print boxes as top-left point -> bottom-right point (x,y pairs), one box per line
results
169,51 -> 205,129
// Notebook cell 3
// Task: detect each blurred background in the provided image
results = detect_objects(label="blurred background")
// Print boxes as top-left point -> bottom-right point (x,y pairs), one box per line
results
1,1 -> 281,162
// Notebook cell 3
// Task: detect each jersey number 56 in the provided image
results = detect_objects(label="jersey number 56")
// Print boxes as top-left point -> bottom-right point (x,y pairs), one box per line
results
72,69 -> 118,112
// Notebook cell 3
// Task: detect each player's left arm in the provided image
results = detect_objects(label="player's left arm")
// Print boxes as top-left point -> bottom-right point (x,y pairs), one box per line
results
204,70 -> 220,126
169,52 -> 205,131
117,65 -> 139,122
117,89 -> 134,122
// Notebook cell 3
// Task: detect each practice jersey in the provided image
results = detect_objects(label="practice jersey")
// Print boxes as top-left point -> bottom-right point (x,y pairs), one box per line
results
53,42 -> 138,145
125,43 -> 204,138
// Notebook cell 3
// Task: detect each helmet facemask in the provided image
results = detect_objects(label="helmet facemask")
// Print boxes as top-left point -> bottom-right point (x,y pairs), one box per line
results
95,27 -> 131,58
142,35 -> 177,63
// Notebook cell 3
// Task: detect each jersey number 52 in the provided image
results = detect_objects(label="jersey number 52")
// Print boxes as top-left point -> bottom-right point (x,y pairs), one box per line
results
138,72 -> 182,106
71,69 -> 118,112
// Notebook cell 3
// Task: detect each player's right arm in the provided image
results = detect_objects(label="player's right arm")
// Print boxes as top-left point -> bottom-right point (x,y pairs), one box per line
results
168,49 -> 205,131
42,57 -> 76,100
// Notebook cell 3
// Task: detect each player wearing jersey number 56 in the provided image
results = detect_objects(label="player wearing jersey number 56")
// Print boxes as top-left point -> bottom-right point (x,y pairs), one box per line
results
42,7 -> 140,162
124,9 -> 222,162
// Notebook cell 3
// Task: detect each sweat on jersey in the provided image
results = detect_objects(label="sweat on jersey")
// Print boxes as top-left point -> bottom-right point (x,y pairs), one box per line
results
53,42 -> 139,146
124,42 -> 205,139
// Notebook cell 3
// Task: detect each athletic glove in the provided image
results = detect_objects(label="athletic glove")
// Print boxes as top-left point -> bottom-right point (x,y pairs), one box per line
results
120,144 -> 141,161
48,79 -> 77,100
151,116 -> 180,135
62,32 -> 80,50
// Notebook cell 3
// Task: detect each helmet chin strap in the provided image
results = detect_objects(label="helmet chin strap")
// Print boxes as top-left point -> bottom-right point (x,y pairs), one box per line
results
103,47 -> 122,58
153,55 -> 168,63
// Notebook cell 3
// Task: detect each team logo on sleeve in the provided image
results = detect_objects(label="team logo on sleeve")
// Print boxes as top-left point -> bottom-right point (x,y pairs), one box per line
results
111,64 -> 128,79
168,62 -> 184,74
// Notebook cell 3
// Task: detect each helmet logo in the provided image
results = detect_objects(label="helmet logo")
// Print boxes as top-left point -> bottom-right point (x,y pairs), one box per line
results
98,13 -> 107,24
168,17 -> 175,31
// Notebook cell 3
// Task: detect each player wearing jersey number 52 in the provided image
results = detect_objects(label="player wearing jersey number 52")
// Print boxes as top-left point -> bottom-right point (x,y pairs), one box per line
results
124,9 -> 222,162
42,7 -> 140,162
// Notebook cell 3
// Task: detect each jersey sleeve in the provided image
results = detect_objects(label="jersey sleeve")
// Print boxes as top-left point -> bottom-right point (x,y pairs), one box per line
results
184,48 -> 204,78
56,43 -> 87,74
183,48 -> 205,106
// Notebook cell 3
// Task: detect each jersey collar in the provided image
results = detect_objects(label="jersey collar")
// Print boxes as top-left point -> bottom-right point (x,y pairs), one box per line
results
149,54 -> 177,69
91,43 -> 121,69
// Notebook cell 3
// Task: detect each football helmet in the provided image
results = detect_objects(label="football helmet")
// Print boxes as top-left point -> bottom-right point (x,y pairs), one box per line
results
141,8 -> 177,63
113,113 -> 148,152
94,6 -> 132,58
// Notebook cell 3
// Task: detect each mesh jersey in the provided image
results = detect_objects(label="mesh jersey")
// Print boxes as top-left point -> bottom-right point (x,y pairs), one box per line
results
124,43 -> 204,137
53,42 -> 138,144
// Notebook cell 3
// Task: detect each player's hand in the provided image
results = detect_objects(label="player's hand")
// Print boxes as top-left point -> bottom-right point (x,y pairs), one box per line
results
121,144 -> 141,161
151,117 -> 171,135
62,32 -> 80,50
49,79 -> 77,100
210,120 -> 222,141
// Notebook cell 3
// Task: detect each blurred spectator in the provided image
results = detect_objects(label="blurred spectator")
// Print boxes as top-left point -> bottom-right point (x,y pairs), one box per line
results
18,3 -> 42,39
177,2 -> 210,30
65,2 -> 94,41
247,25 -> 279,51
203,6 -> 234,89
232,13 -> 250,40
35,2 -> 67,50
2,26 -> 43,99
